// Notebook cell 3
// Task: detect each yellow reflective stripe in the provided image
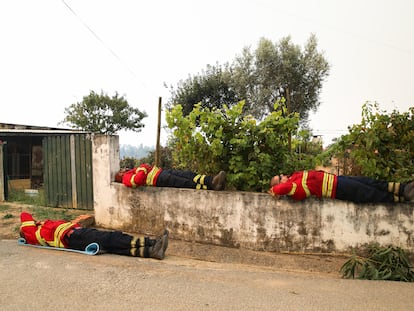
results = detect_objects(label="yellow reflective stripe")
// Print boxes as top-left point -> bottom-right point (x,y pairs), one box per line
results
35,226 -> 48,246
193,174 -> 207,190
130,167 -> 148,188
130,236 -> 138,256
20,220 -> 35,228
388,182 -> 401,195
193,174 -> 201,189
287,183 -> 297,195
301,171 -> 311,197
53,222 -> 75,248
394,182 -> 400,195
137,167 -> 148,174
193,174 -> 201,183
146,167 -> 160,186
200,175 -> 206,185
139,236 -> 145,257
130,174 -> 137,188
139,236 -> 145,247
388,182 -> 393,193
131,236 -> 138,248
322,172 -> 335,198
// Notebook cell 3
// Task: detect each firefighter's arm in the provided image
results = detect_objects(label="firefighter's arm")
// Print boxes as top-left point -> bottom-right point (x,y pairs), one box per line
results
268,187 -> 280,200
269,183 -> 293,197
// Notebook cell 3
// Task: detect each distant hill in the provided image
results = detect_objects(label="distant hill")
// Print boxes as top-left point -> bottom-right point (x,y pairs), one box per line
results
120,144 -> 154,159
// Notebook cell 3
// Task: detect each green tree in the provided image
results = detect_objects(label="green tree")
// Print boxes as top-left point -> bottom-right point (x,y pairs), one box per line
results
120,147 -> 173,170
167,34 -> 329,125
138,146 -> 174,169
237,35 -> 330,122
167,63 -> 238,116
290,129 -> 324,170
166,101 -> 300,192
119,157 -> 138,169
61,90 -> 147,134
326,102 -> 414,182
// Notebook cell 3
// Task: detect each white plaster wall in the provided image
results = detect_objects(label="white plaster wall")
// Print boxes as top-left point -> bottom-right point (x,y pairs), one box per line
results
92,135 -> 414,254
92,134 -> 125,227
0,142 -> 4,202
321,202 -> 414,250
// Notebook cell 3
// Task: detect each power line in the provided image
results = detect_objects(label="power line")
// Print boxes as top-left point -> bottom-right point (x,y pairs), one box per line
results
60,0 -> 152,93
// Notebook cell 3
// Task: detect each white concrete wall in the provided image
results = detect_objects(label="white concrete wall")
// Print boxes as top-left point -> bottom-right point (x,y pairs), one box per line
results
92,135 -> 414,254
0,141 -> 4,202
92,134 -> 121,227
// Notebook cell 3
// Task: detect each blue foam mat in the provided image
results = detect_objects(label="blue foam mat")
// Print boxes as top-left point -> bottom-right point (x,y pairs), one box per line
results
18,237 -> 100,255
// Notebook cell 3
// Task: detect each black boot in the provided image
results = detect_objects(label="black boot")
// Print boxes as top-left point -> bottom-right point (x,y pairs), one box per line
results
148,230 -> 169,260
403,181 -> 414,201
159,230 -> 169,253
212,171 -> 226,190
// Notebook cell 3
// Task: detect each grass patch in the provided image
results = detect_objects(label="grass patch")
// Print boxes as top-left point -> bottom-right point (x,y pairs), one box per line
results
0,205 -> 10,212
8,189 -> 46,207
3,213 -> 14,219
31,206 -> 76,221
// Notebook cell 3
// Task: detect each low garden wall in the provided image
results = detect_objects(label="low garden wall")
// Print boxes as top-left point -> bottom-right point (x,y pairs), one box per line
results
92,135 -> 414,254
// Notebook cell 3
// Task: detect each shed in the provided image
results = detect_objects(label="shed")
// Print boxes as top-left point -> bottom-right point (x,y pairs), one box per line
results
0,123 -> 93,210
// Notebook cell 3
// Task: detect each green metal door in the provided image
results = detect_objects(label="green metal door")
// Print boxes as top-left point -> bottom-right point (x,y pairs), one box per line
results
43,134 -> 93,210
0,141 -> 7,201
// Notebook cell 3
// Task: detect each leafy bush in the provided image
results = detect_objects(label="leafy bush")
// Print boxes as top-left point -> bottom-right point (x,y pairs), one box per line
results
166,101 -> 300,191
120,157 -> 138,169
138,146 -> 174,169
341,244 -> 414,282
328,102 -> 414,182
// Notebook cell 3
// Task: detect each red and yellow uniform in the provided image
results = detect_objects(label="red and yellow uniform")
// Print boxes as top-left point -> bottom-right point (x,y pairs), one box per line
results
20,212 -> 80,248
122,164 -> 162,188
270,170 -> 337,201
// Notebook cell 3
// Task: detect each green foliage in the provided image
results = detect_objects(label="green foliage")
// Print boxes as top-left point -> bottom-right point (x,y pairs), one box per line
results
137,146 -> 174,169
236,35 -> 330,122
167,63 -> 238,117
167,34 -> 329,125
26,206 -> 77,222
166,100 -> 300,191
3,213 -> 13,219
8,189 -> 46,207
120,146 -> 174,170
341,244 -> 414,282
327,102 -> 414,181
62,90 -> 147,134
290,129 -> 324,170
120,157 -> 138,169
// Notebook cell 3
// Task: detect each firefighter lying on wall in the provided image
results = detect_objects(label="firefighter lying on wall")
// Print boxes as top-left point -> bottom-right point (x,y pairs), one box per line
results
115,163 -> 226,191
269,170 -> 414,204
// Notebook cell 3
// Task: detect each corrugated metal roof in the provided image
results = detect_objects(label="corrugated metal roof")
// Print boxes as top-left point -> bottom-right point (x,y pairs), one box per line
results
0,129 -> 87,134
0,122 -> 88,135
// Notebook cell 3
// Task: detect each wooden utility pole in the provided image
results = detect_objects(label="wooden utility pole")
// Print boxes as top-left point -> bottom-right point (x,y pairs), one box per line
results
154,97 -> 162,167
285,86 -> 292,151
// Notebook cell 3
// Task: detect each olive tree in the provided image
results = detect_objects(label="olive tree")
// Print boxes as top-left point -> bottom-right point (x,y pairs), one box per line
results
61,90 -> 147,134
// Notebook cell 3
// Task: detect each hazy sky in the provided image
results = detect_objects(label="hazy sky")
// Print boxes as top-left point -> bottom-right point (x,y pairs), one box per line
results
1,0 -> 413,147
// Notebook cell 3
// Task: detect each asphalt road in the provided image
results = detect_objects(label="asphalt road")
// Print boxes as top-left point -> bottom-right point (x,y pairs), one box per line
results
1,239 -> 413,311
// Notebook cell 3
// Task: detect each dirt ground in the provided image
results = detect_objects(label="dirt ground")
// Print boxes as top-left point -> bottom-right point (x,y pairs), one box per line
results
0,202 -> 348,277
